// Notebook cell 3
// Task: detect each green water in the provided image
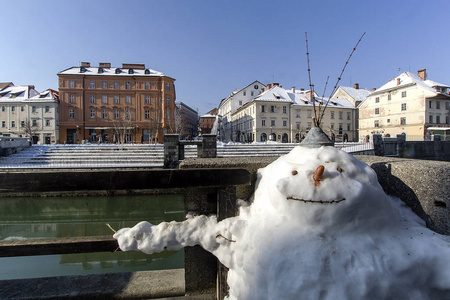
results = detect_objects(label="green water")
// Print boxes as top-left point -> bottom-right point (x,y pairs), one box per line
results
0,195 -> 185,280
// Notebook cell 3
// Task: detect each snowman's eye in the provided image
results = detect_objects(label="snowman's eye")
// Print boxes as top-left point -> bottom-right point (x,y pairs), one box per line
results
337,167 -> 343,173
292,170 -> 298,176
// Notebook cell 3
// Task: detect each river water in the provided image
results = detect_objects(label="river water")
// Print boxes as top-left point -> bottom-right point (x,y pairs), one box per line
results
0,194 -> 185,280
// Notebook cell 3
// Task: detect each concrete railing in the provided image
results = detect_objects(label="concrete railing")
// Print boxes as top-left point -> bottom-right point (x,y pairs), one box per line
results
0,136 -> 30,156
372,134 -> 450,161
164,134 -> 217,168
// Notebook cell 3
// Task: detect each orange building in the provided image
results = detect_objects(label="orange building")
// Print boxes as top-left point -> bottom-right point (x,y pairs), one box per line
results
200,108 -> 218,134
58,62 -> 176,144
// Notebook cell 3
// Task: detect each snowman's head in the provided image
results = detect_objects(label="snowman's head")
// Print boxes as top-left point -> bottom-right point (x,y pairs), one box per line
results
254,146 -> 393,230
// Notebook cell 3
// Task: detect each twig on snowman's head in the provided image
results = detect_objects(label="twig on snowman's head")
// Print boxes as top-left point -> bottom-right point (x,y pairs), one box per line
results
106,223 -> 117,234
216,234 -> 236,243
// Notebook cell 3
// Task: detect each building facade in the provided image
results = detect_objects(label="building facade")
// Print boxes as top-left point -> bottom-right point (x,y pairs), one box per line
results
217,81 -> 265,141
358,69 -> 450,140
200,108 -> 218,135
175,101 -> 199,139
58,62 -> 176,144
0,85 -> 59,144
232,84 -> 356,143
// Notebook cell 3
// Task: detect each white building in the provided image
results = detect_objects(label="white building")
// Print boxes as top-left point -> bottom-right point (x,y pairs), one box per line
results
358,69 -> 450,140
0,85 -> 59,144
217,81 -> 265,141
232,84 -> 356,143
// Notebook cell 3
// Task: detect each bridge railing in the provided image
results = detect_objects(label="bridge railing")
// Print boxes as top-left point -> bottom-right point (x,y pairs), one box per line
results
0,167 -> 251,299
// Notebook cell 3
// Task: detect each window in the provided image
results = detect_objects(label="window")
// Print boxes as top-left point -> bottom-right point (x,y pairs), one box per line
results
69,95 -> 74,103
90,109 -> 95,118
296,109 -> 300,118
251,91 -> 254,96
21,121 -> 25,128
145,110 -> 150,119
401,91 -> 407,98
45,106 -> 50,113
145,96 -> 150,104
436,101 -> 440,109
167,97 -> 170,105
21,106 -> 24,112
166,83 -> 170,91
429,101 -> 432,108
375,108 -> 379,115
271,120 -> 275,127
126,96 -> 130,104
32,106 -> 37,113
446,102 -> 450,110
429,115 -> 433,123
388,94 -> 391,101
387,118 -> 391,123
90,96 -> 95,104
296,122 -> 300,130
282,106 -> 287,114
125,110 -> 130,119
11,121 -> 15,127
1,121 -> 5,127
339,124 -> 343,134
45,120 -> 51,127
400,117 -> 406,125
270,105 -> 276,113
32,119 -> 38,127
11,106 -> 15,112
239,100 -> 242,106
261,119 -> 266,126
102,81 -> 107,89
243,91 -> 246,96
114,82 -> 118,89
347,123 -> 351,131
374,120 -> 379,127
307,110 -> 312,118
339,111 -> 343,120
261,105 -> 266,113
102,110 -> 107,119
114,110 -> 119,119
1,106 -> 4,112
145,82 -> 149,90
102,96 -> 107,104
69,109 -> 74,119
307,122 -> 312,130
69,80 -> 74,88
331,111 -> 335,119
347,112 -> 351,120
447,116 -> 450,124
125,82 -> 130,90
375,97 -> 380,103
401,103 -> 407,111
331,124 -> 335,130
436,116 -> 441,124
282,120 -> 287,127
114,96 -> 119,104
167,111 -> 170,119
90,81 -> 95,89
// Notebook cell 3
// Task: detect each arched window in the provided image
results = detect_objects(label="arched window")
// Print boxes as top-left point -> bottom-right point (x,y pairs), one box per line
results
282,133 -> 288,143
115,68 -> 121,74
261,133 -> 267,142
269,133 -> 276,141
128,69 -> 134,74
144,69 -> 150,74
98,68 -> 103,74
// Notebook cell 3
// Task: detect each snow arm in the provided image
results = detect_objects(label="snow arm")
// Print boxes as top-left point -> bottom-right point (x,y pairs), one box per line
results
113,214 -> 221,255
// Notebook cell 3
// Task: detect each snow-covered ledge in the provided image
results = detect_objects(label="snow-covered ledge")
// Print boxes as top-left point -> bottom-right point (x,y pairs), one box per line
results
180,155 -> 450,235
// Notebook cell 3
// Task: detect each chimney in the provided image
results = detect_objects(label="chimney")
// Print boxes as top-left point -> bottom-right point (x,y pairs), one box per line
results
291,87 -> 296,93
266,83 -> 272,90
99,62 -> 111,68
397,78 -> 401,85
354,83 -> 359,89
305,91 -> 313,101
260,88 -> 265,94
81,62 -> 90,67
372,88 -> 376,91
417,68 -> 427,80
300,88 -> 305,91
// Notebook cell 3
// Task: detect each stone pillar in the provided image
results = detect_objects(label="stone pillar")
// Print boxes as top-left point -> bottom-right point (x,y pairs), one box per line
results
432,134 -> 443,160
372,134 -> 383,156
200,134 -> 217,158
396,134 -> 406,158
163,134 -> 180,168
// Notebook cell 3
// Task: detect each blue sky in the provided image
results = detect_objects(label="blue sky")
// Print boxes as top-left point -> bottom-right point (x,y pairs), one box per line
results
1,0 -> 449,115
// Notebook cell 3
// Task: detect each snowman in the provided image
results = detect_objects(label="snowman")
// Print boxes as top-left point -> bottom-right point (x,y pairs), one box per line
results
114,127 -> 450,299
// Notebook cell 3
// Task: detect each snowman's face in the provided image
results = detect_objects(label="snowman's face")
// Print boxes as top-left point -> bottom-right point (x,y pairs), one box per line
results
257,146 -> 384,226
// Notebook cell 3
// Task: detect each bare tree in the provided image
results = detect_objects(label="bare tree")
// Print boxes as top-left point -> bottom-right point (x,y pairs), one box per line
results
112,103 -> 135,144
22,119 -> 39,142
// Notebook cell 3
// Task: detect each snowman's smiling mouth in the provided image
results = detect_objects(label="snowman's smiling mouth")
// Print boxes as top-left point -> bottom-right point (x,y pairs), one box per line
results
287,196 -> 346,204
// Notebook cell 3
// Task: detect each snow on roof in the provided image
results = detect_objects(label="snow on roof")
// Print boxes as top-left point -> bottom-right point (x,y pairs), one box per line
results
0,85 -> 39,101
339,86 -> 371,101
254,86 -> 354,109
374,71 -> 450,94
29,89 -> 59,101
58,66 -> 166,77
201,113 -> 217,118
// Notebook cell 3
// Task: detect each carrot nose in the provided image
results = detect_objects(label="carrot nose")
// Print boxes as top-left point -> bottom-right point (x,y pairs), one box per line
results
313,165 -> 325,186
